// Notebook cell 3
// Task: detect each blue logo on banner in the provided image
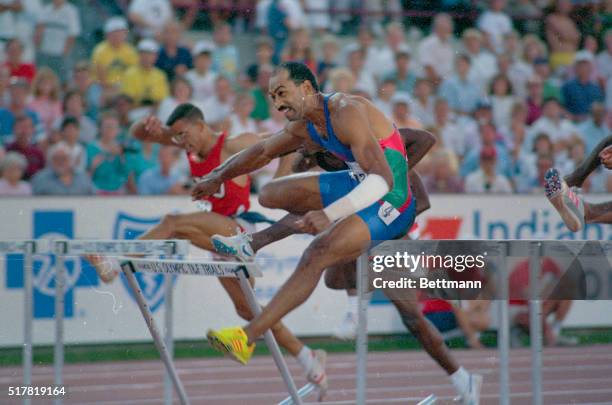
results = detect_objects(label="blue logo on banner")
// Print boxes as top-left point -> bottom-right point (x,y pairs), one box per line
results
114,212 -> 173,313
5,211 -> 99,318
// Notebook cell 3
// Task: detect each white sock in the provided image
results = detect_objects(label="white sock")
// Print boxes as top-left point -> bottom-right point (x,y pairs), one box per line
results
450,366 -> 470,395
347,295 -> 359,317
297,346 -> 314,373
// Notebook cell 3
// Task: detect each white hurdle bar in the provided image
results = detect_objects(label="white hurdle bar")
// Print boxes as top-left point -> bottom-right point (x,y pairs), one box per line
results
120,256 -> 314,405
52,239 -> 188,405
0,240 -> 47,405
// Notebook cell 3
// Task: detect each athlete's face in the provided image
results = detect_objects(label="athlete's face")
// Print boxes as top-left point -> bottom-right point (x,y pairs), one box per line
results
170,119 -> 205,154
268,70 -> 312,122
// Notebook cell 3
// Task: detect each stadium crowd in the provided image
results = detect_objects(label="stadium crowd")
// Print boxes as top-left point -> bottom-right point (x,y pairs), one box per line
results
0,0 -> 611,196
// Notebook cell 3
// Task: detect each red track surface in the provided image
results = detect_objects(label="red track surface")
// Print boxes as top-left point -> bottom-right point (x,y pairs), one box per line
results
2,344 -> 612,404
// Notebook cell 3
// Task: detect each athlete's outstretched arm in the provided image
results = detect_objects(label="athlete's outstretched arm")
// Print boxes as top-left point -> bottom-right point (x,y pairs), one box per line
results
399,128 -> 436,169
191,124 -> 305,199
130,116 -> 177,146
566,135 -> 612,188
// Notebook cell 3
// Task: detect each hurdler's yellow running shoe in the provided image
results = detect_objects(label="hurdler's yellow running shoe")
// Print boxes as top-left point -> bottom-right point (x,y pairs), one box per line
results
207,327 -> 255,365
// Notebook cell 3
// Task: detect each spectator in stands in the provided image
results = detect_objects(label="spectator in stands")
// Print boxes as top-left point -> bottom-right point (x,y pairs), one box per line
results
202,75 -> 234,129
462,29 -> 497,95
5,115 -> 44,179
137,145 -> 185,195
433,97 -> 465,158
346,47 -> 376,98
229,92 -> 257,138
526,74 -> 545,125
477,0 -> 513,54
505,103 -> 536,193
530,151 -> 556,192
490,74 -> 516,130
12,0 -> 42,63
390,93 -> 421,129
304,0 -> 330,33
112,94 -> 135,134
156,20 -> 193,81
527,97 -> 578,151
86,112 -> 129,194
353,26 -> 378,78
317,35 -> 339,89
248,65 -> 273,121
54,90 -> 97,144
532,58 -> 562,103
577,102 -> 609,154
59,116 -> 86,173
562,51 -> 604,121
465,146 -> 513,193
373,79 -> 397,118
212,23 -> 239,80
559,135 -> 587,178
28,67 -> 62,136
282,28 -> 317,73
596,29 -> 612,82
91,16 -> 138,89
265,0 -> 302,64
545,0 -> 580,71
3,39 -> 36,83
0,144 -> 4,161
461,122 -> 511,178
496,52 -> 532,101
121,39 -> 169,107
417,13 -> 455,86
411,79 -> 435,128
0,151 -> 32,196
128,0 -> 173,39
376,23 -> 410,79
439,54 -> 481,115
157,76 -> 195,124
385,49 -> 417,95
34,0 -> 81,83
0,77 -> 42,144
0,66 -> 9,108
327,67 -> 355,93
31,141 -> 94,195
71,61 -> 103,122
0,2 -> 19,53
186,41 -> 217,104
424,149 -> 464,193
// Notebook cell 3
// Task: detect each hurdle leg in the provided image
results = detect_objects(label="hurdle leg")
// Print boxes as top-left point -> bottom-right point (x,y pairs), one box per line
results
497,242 -> 510,405
23,242 -> 34,405
356,252 -> 369,405
235,270 -> 303,405
120,262 -> 190,405
54,254 -> 65,405
164,274 -> 174,405
529,243 -> 543,405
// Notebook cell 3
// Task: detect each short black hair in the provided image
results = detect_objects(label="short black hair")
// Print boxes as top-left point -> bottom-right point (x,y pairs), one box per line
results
61,115 -> 79,130
166,103 -> 205,126
275,62 -> 319,92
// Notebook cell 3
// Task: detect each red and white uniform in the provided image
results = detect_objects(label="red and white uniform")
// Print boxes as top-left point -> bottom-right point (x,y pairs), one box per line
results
188,132 -> 251,216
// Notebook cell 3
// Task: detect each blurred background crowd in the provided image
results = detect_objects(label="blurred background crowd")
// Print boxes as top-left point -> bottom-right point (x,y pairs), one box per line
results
0,0 -> 611,196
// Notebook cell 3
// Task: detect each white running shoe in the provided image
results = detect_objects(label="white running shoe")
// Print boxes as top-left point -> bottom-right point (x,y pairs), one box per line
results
306,349 -> 328,402
211,228 -> 255,262
454,373 -> 483,405
332,312 -> 358,341
545,168 -> 585,232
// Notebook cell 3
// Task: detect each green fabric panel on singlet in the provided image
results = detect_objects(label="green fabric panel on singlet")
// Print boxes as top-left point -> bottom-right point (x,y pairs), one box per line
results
381,147 -> 409,209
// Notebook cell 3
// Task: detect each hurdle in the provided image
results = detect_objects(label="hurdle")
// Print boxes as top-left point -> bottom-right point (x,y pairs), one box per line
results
0,240 -> 47,405
119,256 -> 315,405
52,239 -> 188,405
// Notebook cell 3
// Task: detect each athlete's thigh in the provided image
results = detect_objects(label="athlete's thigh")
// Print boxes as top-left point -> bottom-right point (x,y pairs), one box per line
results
218,276 -> 255,311
171,211 -> 240,239
261,172 -> 325,212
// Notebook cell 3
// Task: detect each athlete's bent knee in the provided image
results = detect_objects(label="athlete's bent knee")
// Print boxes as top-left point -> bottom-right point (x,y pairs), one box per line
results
160,214 -> 180,235
258,182 -> 284,209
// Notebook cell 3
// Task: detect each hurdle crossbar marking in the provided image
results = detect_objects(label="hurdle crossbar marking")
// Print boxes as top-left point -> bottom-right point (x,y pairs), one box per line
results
124,257 -> 262,277
53,239 -> 188,256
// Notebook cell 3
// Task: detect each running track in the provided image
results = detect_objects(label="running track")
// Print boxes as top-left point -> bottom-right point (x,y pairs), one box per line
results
2,345 -> 612,404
